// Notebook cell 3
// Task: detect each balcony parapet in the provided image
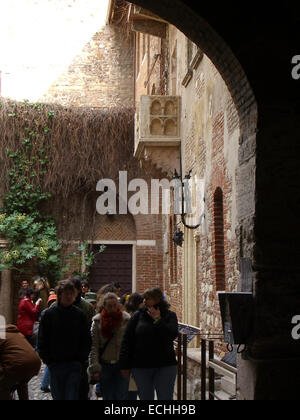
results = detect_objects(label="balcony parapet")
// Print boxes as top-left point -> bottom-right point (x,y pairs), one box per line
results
135,95 -> 181,176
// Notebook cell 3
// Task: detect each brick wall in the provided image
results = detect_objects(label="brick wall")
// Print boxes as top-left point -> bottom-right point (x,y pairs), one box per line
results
135,32 -> 165,106
133,25 -> 240,340
94,214 -> 136,241
10,18 -> 168,315
41,24 -> 134,108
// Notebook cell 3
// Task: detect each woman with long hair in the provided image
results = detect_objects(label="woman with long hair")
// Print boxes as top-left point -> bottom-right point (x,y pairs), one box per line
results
119,287 -> 179,400
88,292 -> 130,400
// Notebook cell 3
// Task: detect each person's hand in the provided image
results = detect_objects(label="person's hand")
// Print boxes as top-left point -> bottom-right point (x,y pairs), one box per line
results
147,306 -> 161,321
121,369 -> 131,378
36,298 -> 42,306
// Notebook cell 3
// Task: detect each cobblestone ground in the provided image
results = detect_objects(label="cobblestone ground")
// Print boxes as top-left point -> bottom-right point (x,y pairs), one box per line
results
28,364 -> 52,400
27,364 -> 97,400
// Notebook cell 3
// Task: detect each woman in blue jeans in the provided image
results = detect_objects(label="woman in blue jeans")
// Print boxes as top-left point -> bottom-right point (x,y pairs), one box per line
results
119,288 -> 179,400
88,293 -> 130,400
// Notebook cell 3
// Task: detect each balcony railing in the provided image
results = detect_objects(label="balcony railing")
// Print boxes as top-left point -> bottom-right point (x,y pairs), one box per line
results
176,331 -> 238,401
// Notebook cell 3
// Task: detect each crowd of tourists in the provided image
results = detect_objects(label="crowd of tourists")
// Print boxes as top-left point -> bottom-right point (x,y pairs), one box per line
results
0,277 -> 179,400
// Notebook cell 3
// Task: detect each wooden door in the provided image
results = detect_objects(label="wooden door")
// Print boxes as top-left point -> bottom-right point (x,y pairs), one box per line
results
89,244 -> 133,295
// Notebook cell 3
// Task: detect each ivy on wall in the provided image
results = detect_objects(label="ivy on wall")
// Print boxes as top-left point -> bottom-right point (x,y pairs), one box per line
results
0,102 -> 62,284
0,99 -> 135,285
67,243 -> 106,282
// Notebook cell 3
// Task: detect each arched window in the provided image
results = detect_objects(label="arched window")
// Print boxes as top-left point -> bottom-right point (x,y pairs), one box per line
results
213,187 -> 225,291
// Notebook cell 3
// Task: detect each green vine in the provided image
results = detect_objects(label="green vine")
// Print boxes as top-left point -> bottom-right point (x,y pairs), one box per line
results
66,243 -> 106,282
0,101 -> 62,285
0,99 -> 134,286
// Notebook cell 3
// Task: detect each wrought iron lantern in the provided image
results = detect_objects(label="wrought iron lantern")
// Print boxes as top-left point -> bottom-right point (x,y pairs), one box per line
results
172,167 -> 205,231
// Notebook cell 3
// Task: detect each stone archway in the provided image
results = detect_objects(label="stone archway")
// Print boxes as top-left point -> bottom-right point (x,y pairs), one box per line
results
127,0 -> 300,400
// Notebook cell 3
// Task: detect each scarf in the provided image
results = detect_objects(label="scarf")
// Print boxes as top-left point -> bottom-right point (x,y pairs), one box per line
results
101,308 -> 123,340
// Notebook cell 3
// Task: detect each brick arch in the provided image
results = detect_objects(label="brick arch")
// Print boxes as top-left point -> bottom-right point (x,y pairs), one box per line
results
128,0 -> 259,398
126,0 -> 300,401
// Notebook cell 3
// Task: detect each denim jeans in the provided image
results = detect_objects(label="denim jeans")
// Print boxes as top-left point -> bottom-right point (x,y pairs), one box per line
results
99,363 -> 129,400
41,365 -> 50,390
49,362 -> 82,400
132,366 -> 177,400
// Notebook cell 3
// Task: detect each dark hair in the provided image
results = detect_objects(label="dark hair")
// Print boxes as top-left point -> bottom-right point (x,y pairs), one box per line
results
126,293 -> 144,314
25,288 -> 35,298
143,287 -> 170,315
70,277 -> 82,292
113,282 -> 121,289
56,280 -> 75,302
81,281 -> 89,287
120,294 -> 128,306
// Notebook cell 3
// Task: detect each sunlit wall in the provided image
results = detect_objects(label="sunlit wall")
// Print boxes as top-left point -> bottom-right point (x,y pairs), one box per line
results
0,0 -> 109,101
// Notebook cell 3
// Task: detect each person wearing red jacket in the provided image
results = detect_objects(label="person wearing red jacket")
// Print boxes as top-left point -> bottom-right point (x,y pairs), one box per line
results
17,288 -> 42,347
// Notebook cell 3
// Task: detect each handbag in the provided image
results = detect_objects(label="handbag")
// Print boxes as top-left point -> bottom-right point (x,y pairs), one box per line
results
89,339 -> 113,386
98,337 -> 112,362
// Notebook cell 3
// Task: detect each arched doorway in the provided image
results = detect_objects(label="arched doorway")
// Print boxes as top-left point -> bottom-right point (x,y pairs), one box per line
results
127,0 -> 300,401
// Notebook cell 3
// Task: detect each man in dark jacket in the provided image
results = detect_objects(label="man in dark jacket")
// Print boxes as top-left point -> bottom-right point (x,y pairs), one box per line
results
70,277 -> 94,400
38,280 -> 91,400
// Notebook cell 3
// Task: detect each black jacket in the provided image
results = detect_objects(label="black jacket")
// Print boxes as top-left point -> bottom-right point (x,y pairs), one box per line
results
38,304 -> 91,366
119,308 -> 178,369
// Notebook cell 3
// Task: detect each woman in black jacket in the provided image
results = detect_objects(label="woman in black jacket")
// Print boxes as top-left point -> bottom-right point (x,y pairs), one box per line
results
119,288 -> 178,400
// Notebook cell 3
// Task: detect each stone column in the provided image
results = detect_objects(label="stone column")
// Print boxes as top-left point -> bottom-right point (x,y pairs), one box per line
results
0,239 -> 12,325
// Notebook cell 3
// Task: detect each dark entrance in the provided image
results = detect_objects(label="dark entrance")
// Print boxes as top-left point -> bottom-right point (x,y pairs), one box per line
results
89,244 -> 133,295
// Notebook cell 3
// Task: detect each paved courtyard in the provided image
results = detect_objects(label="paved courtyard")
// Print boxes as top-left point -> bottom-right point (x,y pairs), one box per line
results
27,364 -> 98,401
28,364 -> 52,401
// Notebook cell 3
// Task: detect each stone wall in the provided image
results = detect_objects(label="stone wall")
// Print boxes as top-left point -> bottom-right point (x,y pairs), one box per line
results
41,24 -> 134,108
134,24 -> 241,338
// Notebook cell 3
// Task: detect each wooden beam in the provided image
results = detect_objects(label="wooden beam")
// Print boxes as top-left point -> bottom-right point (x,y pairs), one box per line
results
133,5 -> 168,23
131,18 -> 167,39
106,0 -> 115,25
